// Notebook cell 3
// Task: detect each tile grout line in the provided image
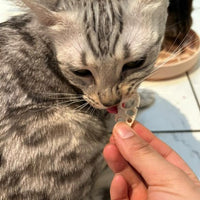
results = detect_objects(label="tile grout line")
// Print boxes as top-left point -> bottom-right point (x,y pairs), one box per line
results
186,72 -> 200,112
152,130 -> 200,133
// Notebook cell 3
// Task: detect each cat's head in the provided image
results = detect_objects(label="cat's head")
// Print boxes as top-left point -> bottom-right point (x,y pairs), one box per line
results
22,0 -> 169,110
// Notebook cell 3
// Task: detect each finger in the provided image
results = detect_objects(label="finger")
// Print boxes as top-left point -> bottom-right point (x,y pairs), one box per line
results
103,144 -> 147,200
110,134 -> 115,144
113,122 -> 184,185
110,174 -> 129,200
104,144 -> 127,172
132,121 -> 198,182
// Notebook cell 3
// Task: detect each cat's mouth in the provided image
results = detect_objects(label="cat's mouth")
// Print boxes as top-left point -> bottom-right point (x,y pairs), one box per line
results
106,106 -> 118,114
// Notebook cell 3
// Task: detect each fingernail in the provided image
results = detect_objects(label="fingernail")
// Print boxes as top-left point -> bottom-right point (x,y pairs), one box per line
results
117,125 -> 135,139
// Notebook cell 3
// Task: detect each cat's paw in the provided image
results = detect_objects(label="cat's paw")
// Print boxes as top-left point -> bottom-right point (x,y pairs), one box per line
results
138,89 -> 155,108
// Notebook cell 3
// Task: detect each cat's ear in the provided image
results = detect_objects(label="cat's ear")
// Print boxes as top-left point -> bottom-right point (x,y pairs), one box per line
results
21,0 -> 60,26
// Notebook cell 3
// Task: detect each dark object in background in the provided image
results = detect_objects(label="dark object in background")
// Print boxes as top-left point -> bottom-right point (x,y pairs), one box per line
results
164,0 -> 193,48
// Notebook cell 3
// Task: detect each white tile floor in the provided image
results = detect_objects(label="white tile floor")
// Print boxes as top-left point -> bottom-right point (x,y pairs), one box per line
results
139,0 -> 200,178
0,1 -> 200,178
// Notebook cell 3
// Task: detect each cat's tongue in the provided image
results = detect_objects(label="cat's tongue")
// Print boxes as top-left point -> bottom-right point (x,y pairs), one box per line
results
106,106 -> 118,114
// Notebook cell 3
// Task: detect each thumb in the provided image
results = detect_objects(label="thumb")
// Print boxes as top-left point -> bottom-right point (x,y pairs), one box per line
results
113,122 -> 179,185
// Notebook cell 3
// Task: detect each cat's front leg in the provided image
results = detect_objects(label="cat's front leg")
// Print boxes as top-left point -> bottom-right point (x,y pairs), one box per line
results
138,89 -> 155,109
89,164 -> 113,200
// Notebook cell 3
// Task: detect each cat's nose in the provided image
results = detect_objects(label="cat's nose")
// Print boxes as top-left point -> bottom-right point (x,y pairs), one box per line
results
98,88 -> 121,107
101,98 -> 121,107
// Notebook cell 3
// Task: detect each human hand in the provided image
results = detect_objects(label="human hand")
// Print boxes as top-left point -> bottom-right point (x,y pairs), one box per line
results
103,122 -> 200,200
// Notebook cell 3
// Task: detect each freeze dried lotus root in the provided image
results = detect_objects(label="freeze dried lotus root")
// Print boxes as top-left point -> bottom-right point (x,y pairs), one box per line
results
115,92 -> 140,126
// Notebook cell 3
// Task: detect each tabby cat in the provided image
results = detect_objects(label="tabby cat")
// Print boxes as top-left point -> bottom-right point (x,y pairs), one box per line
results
0,0 -> 192,199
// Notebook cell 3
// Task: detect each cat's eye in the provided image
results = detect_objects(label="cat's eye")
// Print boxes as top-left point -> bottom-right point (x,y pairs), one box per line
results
122,58 -> 146,72
72,69 -> 93,77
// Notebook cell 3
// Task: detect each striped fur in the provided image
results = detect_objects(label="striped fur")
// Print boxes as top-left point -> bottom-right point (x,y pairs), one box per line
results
83,0 -> 123,57
0,0 -> 171,199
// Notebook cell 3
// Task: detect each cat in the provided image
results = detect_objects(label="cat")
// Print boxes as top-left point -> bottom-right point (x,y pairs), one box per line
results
0,0 -> 189,199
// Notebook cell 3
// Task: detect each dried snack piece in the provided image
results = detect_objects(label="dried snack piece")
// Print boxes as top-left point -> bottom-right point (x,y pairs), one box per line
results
115,91 -> 140,126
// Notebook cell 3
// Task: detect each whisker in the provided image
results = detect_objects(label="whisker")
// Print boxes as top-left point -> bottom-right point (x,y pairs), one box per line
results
30,99 -> 86,113
33,92 -> 84,101
182,37 -> 199,49
36,92 -> 75,95
86,105 -> 92,113
162,43 -> 198,68
166,32 -> 182,53
53,99 -> 86,108
60,99 -> 86,104
42,97 -> 84,101
154,31 -> 199,72
80,103 -> 89,112
165,19 -> 191,30
90,108 -> 95,116
39,92 -> 83,97
75,102 -> 89,112
67,96 -> 84,99
172,29 -> 192,50
131,36 -> 199,88
92,108 -> 95,115
86,104 -> 95,116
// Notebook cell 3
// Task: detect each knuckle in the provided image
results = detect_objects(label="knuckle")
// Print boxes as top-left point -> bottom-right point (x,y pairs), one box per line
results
130,140 -> 152,155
